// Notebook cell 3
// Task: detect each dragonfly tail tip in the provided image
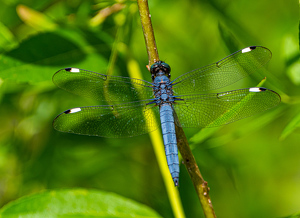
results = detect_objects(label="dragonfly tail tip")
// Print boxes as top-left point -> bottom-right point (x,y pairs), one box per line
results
174,178 -> 179,187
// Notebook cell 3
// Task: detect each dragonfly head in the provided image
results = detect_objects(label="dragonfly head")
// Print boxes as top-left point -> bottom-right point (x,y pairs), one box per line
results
150,61 -> 171,79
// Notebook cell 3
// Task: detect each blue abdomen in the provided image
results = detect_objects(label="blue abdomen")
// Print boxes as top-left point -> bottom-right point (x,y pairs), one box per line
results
160,104 -> 179,186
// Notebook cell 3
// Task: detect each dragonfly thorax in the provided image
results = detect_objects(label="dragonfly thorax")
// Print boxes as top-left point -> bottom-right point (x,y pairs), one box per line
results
152,75 -> 175,105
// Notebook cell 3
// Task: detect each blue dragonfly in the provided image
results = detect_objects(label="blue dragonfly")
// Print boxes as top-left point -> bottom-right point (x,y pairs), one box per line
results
53,46 -> 281,186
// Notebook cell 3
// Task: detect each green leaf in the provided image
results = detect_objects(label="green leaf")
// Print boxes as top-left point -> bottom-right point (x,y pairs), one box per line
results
280,112 -> 300,140
279,212 -> 300,218
16,5 -> 57,31
218,23 -> 239,53
0,189 -> 162,218
0,29 -> 112,84
0,22 -> 16,52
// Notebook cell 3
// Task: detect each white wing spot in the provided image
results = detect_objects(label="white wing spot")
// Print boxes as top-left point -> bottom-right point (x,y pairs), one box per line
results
69,108 -> 81,113
249,87 -> 262,92
70,68 -> 80,73
242,47 -> 253,53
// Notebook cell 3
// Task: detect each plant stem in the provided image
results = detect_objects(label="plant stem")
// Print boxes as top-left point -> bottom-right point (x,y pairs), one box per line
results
137,0 -> 216,217
137,1 -> 185,218
137,0 -> 159,66
175,114 -> 216,218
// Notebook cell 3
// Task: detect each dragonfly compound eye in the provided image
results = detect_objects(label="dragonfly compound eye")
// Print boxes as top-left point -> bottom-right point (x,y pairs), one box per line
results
161,62 -> 171,74
150,63 -> 159,74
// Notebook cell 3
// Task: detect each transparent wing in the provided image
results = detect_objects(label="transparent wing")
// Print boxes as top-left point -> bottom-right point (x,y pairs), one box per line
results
173,87 -> 281,127
53,68 -> 154,103
53,101 -> 160,138
172,46 -> 272,94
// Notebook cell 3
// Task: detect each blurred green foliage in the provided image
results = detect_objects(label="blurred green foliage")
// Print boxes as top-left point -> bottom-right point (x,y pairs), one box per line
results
0,189 -> 162,217
0,0 -> 299,217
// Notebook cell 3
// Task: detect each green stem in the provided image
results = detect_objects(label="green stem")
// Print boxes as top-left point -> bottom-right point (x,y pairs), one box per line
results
137,0 -> 159,66
137,0 -> 216,217
175,114 -> 216,218
137,1 -> 185,218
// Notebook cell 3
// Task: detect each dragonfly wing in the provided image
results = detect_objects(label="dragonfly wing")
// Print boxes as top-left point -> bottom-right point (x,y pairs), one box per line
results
53,68 -> 154,103
173,87 -> 280,128
53,101 -> 160,138
172,46 -> 272,94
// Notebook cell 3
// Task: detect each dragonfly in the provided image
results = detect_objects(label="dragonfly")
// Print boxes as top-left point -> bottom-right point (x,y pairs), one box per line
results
53,46 -> 281,186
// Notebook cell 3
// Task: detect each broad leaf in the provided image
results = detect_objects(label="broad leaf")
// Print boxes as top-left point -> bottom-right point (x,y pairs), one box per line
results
0,189 -> 162,218
0,30 -> 112,84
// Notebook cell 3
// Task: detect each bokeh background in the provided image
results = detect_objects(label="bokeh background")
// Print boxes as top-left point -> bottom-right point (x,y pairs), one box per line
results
0,0 -> 299,217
